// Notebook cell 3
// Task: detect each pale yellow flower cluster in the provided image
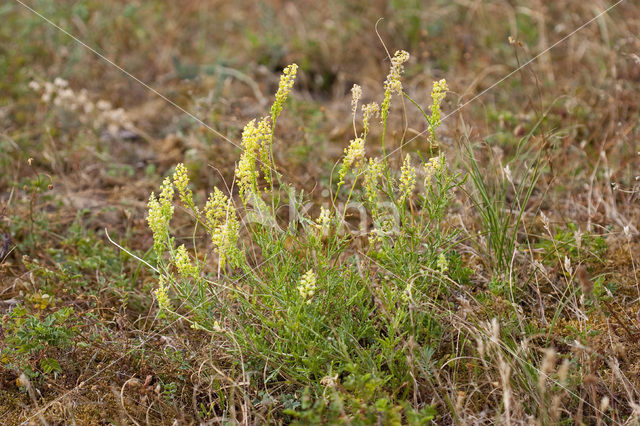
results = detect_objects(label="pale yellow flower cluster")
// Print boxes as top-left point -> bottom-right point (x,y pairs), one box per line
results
340,99 -> 380,184
255,118 -> 276,181
363,157 -> 383,205
428,79 -> 449,143
235,64 -> 299,202
147,177 -> 175,255
175,245 -> 199,279
297,269 -> 317,304
361,102 -> 380,137
338,137 -> 365,183
368,227 -> 383,246
315,206 -> 332,235
271,64 -> 298,122
204,188 -> 240,270
338,52 -> 409,187
399,154 -> 416,202
155,275 -> 171,312
386,50 -> 410,95
236,119 -> 260,200
423,155 -> 444,186
381,50 -> 410,123
236,118 -> 273,201
173,163 -> 195,210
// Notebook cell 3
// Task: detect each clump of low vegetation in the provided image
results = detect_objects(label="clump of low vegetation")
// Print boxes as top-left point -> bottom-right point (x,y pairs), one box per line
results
145,54 -> 462,422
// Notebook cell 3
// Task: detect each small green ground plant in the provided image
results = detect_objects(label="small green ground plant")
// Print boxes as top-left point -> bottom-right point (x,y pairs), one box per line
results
1,304 -> 75,380
145,52 -> 462,422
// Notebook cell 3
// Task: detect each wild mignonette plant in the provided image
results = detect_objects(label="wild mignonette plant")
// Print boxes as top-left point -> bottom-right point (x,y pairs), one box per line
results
146,51 -> 462,421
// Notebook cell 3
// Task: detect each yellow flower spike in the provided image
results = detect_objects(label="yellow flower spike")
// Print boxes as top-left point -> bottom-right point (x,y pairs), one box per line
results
399,154 -> 416,203
147,177 -> 175,256
315,206 -> 332,236
361,102 -> 380,137
236,116 -> 277,202
255,117 -> 275,184
155,275 -> 171,312
423,155 -> 444,187
271,64 -> 298,123
363,157 -> 383,205
236,119 -> 260,202
173,163 -> 195,210
386,50 -> 410,94
204,188 -> 240,270
236,64 -> 297,203
381,50 -> 410,123
159,177 -> 174,211
428,79 -> 449,144
174,244 -> 199,279
338,137 -> 365,184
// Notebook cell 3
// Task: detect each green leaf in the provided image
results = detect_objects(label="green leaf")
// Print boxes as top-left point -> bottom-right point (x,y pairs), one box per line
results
40,357 -> 62,375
